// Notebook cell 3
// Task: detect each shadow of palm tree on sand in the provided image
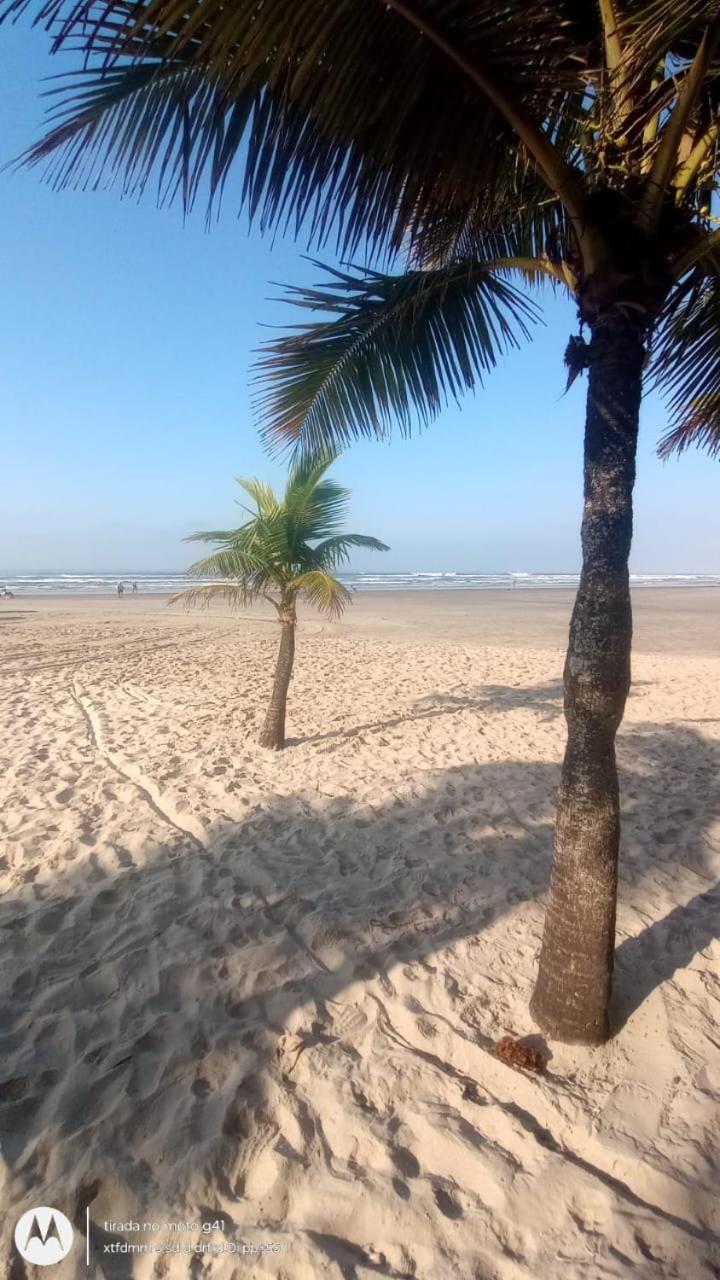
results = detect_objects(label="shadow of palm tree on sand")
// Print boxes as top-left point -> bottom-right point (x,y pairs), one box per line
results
0,700 -> 718,1276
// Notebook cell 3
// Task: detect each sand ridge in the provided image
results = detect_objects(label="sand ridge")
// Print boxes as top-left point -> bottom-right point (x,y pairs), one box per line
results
1,599 -> 719,1277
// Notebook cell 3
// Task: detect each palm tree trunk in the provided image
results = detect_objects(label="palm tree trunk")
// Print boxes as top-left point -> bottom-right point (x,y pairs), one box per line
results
259,603 -> 296,750
530,312 -> 646,1044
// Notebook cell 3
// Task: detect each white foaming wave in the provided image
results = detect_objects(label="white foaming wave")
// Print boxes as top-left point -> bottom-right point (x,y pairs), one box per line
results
4,570 -> 720,594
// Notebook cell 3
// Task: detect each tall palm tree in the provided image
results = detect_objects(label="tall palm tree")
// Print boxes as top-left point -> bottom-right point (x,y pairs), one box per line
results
174,457 -> 388,750
7,0 -> 720,1040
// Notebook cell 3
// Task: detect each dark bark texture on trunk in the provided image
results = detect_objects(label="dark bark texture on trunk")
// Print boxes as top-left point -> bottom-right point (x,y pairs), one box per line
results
530,313 -> 645,1044
259,606 -> 296,750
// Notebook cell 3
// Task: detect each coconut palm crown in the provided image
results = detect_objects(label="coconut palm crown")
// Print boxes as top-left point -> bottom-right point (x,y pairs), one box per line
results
174,455 -> 388,748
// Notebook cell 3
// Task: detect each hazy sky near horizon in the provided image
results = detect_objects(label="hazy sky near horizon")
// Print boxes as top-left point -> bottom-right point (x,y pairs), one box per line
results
2,25 -> 719,575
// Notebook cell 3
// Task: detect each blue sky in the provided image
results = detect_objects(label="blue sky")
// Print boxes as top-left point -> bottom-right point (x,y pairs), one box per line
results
1,23 -> 719,574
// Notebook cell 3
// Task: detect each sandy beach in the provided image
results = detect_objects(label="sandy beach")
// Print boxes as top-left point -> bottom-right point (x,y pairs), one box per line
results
2,588 -> 719,1278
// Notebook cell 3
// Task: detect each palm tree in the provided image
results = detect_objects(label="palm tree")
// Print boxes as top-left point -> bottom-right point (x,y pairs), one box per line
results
8,0 -> 720,1041
173,457 -> 388,750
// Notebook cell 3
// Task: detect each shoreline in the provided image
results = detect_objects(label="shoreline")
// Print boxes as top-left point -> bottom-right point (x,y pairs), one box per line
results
6,582 -> 720,597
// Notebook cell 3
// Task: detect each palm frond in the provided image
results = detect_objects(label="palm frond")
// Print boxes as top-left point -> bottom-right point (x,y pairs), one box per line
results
3,0 -> 592,253
628,0 -> 720,79
184,529 -> 243,544
10,61 -> 234,206
290,569 -> 352,620
284,456 -> 350,544
405,96 -> 583,275
652,264 -> 720,457
255,258 -> 539,457
657,405 -> 720,457
170,582 -> 261,609
235,476 -> 280,517
186,545 -> 264,575
284,451 -> 338,492
310,533 -> 391,568
185,546 -> 278,603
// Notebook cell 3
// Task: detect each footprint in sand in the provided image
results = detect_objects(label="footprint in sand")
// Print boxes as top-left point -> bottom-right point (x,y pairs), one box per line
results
34,897 -> 76,935
390,1144 -> 421,1180
11,969 -> 34,998
222,1095 -> 281,1199
90,886 -> 120,918
0,1076 -> 29,1103
433,1181 -> 463,1220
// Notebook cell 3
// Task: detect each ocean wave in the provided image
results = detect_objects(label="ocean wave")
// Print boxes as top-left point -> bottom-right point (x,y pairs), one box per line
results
3,570 -> 720,595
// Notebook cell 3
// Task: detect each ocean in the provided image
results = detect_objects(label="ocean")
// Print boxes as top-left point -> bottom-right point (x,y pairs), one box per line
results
2,571 -> 720,595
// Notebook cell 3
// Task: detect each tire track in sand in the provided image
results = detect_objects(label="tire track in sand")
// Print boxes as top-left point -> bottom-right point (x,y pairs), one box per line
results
70,672 -> 207,851
70,671 -> 331,975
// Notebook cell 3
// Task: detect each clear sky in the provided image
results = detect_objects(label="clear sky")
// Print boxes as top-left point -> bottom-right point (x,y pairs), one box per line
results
1,23 -> 718,575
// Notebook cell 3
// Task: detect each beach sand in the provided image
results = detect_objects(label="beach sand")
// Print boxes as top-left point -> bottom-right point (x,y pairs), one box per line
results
1,589 -> 719,1277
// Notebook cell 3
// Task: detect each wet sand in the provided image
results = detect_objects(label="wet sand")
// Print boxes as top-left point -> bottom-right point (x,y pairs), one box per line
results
5,584 -> 720,652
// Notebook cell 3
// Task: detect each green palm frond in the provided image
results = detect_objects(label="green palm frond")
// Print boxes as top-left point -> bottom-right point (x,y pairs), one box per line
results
186,545 -> 269,580
170,582 -> 264,609
310,534 -> 391,568
235,477 -> 281,517
284,451 -> 339,494
290,570 -> 353,620
283,454 -> 350,544
184,529 -> 243,544
186,519 -> 264,554
183,545 -> 277,605
255,259 -> 539,456
653,266 -> 720,457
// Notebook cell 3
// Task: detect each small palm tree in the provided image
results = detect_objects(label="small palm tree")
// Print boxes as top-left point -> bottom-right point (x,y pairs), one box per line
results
173,456 -> 388,750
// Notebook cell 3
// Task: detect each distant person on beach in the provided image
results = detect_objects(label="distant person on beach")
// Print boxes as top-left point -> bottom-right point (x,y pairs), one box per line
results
117,582 -> 124,596
132,581 -> 138,593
